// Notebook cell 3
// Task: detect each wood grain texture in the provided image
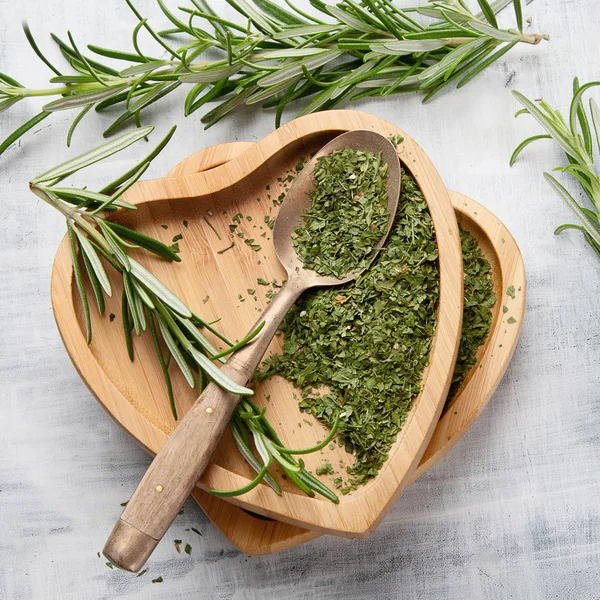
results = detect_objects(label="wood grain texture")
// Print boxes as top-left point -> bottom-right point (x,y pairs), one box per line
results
51,110 -> 463,537
172,141 -> 526,555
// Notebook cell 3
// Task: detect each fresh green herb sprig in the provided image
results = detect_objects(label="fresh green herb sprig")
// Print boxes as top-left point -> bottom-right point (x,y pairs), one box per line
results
212,399 -> 340,502
31,128 -> 339,501
1,0 -> 547,155
292,148 -> 389,278
511,79 -> 600,259
29,125 -> 254,416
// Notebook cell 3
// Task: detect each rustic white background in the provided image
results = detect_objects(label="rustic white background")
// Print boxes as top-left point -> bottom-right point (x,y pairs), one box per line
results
1,1 -> 599,598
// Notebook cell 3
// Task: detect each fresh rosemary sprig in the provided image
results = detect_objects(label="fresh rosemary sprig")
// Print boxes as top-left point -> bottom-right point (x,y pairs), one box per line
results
511,79 -> 600,259
1,0 -> 547,155
31,127 -> 339,501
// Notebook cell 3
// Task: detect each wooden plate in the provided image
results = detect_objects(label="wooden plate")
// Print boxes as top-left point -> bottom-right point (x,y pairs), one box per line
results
172,143 -> 526,554
51,111 -> 463,536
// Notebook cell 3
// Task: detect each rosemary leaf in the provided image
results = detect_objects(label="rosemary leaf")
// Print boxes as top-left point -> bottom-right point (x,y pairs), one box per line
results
67,221 -> 92,344
32,126 -> 154,183
73,226 -> 112,295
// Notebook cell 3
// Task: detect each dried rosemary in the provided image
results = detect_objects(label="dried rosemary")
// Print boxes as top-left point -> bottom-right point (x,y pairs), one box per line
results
446,226 -> 495,408
292,148 -> 389,278
258,176 -> 496,492
258,173 -> 439,492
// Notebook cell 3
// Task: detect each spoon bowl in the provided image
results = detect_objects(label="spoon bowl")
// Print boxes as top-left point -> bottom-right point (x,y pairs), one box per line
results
104,130 -> 401,572
273,130 -> 401,287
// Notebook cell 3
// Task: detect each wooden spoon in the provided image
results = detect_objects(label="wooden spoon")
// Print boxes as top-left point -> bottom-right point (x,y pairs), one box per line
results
103,130 -> 401,572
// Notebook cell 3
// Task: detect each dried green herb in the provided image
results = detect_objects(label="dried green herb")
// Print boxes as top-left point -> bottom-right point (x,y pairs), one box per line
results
152,576 -> 163,583
316,463 -> 334,476
217,241 -> 234,254
184,543 -> 192,555
259,177 -> 496,491
506,285 -> 516,299
259,173 -> 438,492
445,227 -> 495,406
292,148 -> 389,279
507,316 -> 517,324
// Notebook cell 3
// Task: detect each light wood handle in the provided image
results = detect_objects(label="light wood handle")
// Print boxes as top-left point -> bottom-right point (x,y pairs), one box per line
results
103,279 -> 303,572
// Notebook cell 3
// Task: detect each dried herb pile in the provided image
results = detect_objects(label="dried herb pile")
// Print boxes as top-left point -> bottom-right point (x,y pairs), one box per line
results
446,227 -> 496,407
292,148 -> 389,279
259,176 -> 496,492
259,173 -> 439,492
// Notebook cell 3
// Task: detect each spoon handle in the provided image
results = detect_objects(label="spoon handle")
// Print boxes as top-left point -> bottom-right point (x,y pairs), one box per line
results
103,280 -> 304,572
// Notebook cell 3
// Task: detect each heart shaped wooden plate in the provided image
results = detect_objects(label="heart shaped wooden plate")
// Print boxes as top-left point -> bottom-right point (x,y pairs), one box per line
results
51,110 -> 464,537
175,143 -> 525,554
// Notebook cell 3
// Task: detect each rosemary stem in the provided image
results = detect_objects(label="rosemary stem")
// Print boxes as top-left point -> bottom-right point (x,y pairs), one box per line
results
30,184 -> 114,253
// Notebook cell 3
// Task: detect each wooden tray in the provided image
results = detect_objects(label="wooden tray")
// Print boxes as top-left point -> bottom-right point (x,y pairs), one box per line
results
51,111 -> 464,536
173,143 -> 526,554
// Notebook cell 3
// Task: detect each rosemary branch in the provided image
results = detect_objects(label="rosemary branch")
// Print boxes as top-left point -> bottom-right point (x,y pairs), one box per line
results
1,0 -> 547,155
31,125 -> 339,500
511,79 -> 600,259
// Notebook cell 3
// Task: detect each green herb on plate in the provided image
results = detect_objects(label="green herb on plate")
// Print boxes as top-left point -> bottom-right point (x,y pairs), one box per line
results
446,227 -> 495,406
292,148 -> 389,279
29,128 -> 338,503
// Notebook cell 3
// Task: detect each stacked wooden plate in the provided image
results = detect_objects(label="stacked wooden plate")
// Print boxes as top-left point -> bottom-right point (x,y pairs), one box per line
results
51,111 -> 525,555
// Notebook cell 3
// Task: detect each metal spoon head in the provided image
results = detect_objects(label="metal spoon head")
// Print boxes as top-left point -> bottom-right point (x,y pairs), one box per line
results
273,130 -> 401,287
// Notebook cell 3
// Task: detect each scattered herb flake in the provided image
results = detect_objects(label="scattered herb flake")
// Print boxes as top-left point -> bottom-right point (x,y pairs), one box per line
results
161,224 -> 168,230
169,242 -> 181,254
184,543 -> 192,555
247,288 -> 256,295
174,539 -> 182,553
152,576 -> 163,583
503,305 -> 509,313
106,562 -> 113,569
507,316 -> 517,324
202,295 -> 210,304
257,277 -> 269,286
183,220 -> 189,228
172,233 -> 183,243
446,227 -> 495,405
191,527 -> 202,536
316,463 -> 334,475
109,313 -> 116,322
506,285 -> 516,299
120,501 -> 128,507
204,217 -> 222,240
388,134 -> 404,147
137,569 -> 147,577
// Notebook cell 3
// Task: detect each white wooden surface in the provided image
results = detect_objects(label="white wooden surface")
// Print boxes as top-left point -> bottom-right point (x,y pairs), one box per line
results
1,1 -> 599,598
